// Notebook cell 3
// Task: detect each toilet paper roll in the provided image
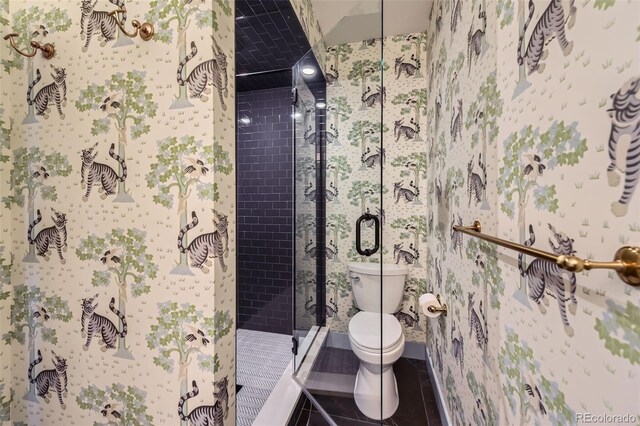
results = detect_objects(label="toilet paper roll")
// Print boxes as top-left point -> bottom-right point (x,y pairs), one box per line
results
419,293 -> 442,318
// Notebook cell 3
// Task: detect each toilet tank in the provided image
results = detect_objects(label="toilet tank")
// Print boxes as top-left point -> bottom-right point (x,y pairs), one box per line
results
348,262 -> 408,313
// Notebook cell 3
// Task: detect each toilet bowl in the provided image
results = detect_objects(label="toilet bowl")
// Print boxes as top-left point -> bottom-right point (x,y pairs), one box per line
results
349,311 -> 406,420
347,262 -> 408,420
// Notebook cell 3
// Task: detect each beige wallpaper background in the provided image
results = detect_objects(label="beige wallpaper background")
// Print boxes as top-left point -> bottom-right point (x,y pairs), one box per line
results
1,0 -> 638,425
0,0 -> 236,424
323,34 -> 430,343
424,0 -> 640,424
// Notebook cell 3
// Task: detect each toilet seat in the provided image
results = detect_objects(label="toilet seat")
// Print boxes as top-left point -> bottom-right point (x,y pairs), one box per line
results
348,312 -> 403,352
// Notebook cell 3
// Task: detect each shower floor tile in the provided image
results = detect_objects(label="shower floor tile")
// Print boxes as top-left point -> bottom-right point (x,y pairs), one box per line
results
237,328 -> 292,425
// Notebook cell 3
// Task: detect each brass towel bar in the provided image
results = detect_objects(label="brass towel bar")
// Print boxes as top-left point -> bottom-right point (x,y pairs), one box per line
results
3,33 -> 55,59
452,220 -> 640,287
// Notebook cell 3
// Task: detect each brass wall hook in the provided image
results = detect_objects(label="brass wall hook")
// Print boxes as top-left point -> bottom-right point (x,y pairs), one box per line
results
427,294 -> 448,317
109,10 -> 154,41
3,33 -> 55,59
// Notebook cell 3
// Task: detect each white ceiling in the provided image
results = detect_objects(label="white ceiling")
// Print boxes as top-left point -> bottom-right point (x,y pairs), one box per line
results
311,0 -> 432,46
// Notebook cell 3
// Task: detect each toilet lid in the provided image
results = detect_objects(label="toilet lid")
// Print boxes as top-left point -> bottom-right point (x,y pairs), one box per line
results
349,312 -> 403,351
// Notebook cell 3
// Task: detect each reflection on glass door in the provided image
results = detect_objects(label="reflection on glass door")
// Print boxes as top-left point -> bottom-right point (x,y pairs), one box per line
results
292,0 -> 387,423
293,50 -> 326,373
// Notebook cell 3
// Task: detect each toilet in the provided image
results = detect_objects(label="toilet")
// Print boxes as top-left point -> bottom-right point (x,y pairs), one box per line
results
347,262 -> 408,420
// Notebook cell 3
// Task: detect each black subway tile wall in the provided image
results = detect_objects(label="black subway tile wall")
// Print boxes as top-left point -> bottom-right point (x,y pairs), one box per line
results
237,86 -> 293,335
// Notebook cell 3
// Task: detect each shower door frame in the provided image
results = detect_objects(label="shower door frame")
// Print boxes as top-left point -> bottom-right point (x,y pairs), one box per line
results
292,53 -> 327,374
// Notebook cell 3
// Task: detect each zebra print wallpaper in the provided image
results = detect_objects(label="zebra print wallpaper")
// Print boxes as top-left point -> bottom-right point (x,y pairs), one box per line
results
424,0 -> 639,424
0,0 -> 236,424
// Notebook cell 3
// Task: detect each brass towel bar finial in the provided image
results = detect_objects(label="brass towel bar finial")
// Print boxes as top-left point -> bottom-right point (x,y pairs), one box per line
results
3,33 -> 55,59
453,220 -> 640,287
109,10 -> 155,41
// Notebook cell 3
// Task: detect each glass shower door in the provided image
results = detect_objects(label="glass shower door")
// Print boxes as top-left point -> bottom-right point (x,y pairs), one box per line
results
292,50 -> 326,373
292,0 -> 386,423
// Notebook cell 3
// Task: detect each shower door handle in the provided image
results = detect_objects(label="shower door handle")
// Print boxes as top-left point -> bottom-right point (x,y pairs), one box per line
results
355,213 -> 380,256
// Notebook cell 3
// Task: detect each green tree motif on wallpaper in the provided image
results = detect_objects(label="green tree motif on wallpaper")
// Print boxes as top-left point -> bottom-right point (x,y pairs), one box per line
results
0,108 -> 11,163
390,216 -> 427,267
347,181 -> 387,214
499,328 -> 574,425
2,147 -> 72,262
435,313 -> 448,354
445,52 -> 465,113
76,228 -> 158,359
295,214 -> 315,259
76,384 -> 154,426
326,97 -> 352,146
465,238 -> 504,310
346,301 -> 359,318
467,370 -> 498,425
445,166 -> 465,206
425,108 -> 436,143
435,44 -> 447,84
296,269 -> 316,317
326,214 -> 351,262
465,72 -> 503,210
593,0 -> 615,10
76,71 -> 158,203
0,0 -> 8,29
445,270 -> 466,320
0,383 -> 10,422
326,156 -> 351,204
391,152 -> 427,204
295,157 -> 315,192
3,6 -> 71,124
326,44 -> 353,87
2,285 -> 72,402
146,136 -> 229,275
391,89 -> 427,142
348,121 -> 387,169
595,300 -> 640,365
326,272 -> 350,320
146,302 -> 232,426
347,59 -> 388,110
392,33 -> 428,77
496,0 -> 514,28
201,142 -> 233,201
146,0 -> 230,109
499,328 -> 536,423
437,167 -> 464,244
498,121 -> 587,307
402,278 -> 426,330
445,367 -> 466,425
0,245 -> 11,300
429,129 -> 447,172
347,241 -> 388,263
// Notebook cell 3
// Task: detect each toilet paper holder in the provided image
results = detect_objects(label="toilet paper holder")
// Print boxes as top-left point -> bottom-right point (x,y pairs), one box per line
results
427,294 -> 447,317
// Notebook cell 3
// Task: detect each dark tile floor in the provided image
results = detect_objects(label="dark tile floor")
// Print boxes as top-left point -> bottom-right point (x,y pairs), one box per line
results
292,348 -> 442,426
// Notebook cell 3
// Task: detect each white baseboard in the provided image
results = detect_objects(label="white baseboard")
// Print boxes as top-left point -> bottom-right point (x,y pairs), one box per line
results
326,331 -> 426,360
425,349 -> 451,426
